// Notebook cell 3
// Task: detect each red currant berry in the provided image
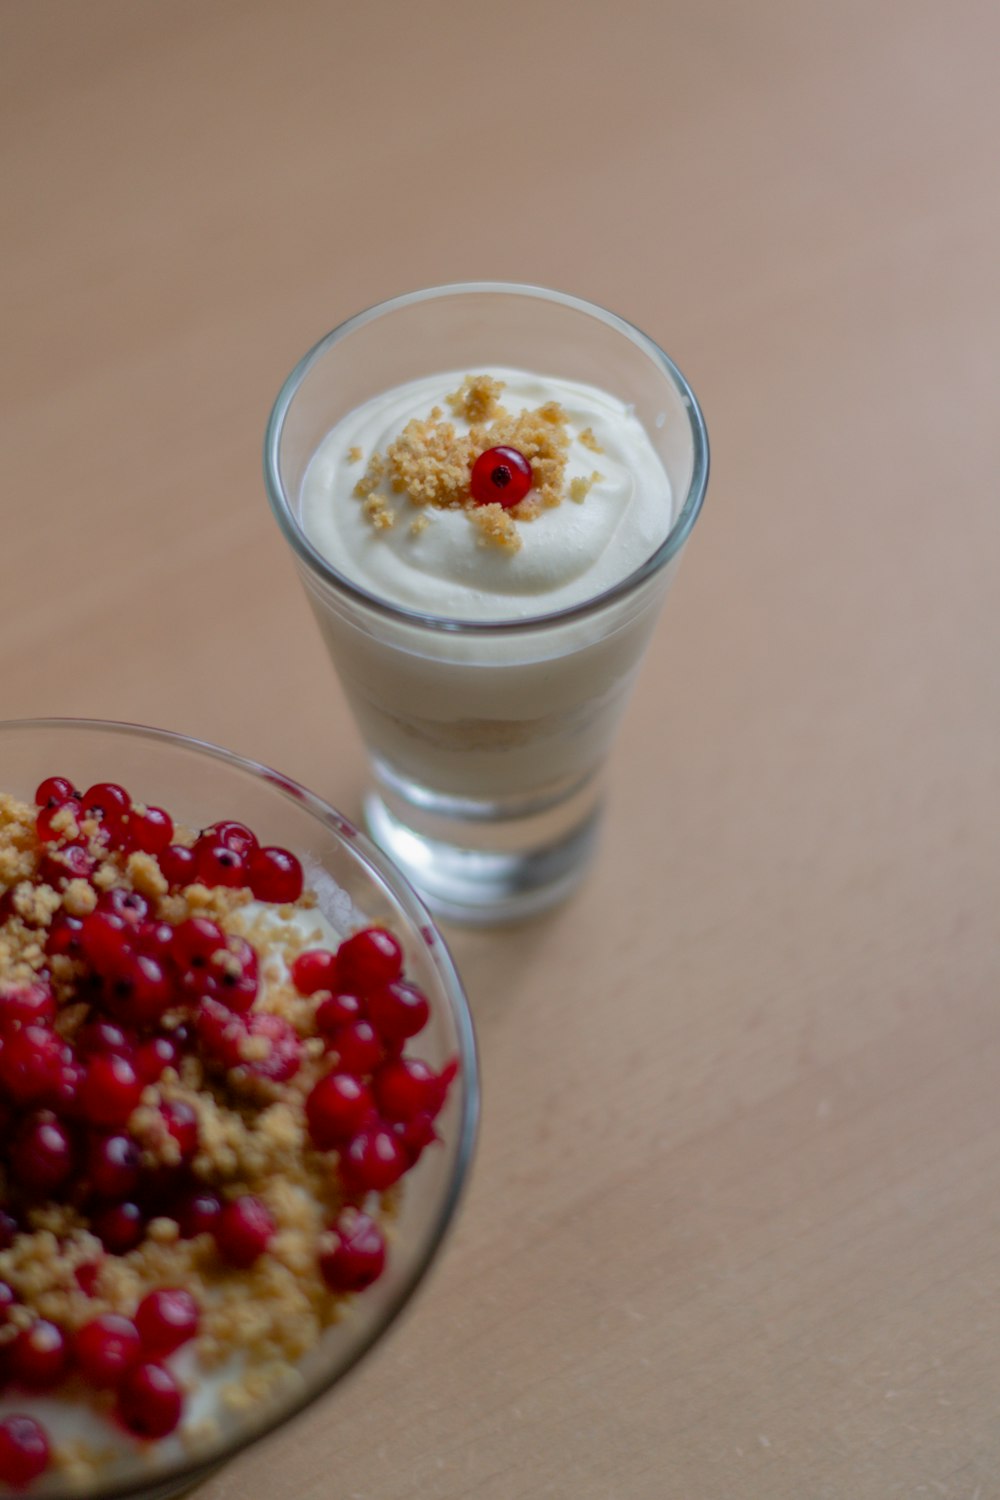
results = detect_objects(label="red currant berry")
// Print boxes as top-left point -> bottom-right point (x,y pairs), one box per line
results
39,842 -> 96,887
81,781 -> 130,821
97,887 -> 150,927
373,1058 -> 440,1121
79,910 -> 133,972
75,1262 -> 101,1297
470,445 -> 532,508
135,920 -> 175,959
159,844 -> 198,887
241,1013 -> 302,1084
0,1415 -> 50,1486
93,1201 -> 145,1255
330,1021 -> 383,1075
173,1188 -> 221,1240
10,1112 -> 74,1194
10,1320 -> 70,1389
171,917 -> 226,970
117,1361 -> 182,1438
196,843 -> 248,889
202,821 -> 257,857
195,999 -> 246,1071
166,1020 -> 194,1051
46,910 -> 85,958
214,1196 -> 274,1268
315,991 -> 365,1037
0,1281 -> 15,1316
339,1125 -> 408,1193
336,928 -> 403,993
35,776 -> 77,808
305,1073 -> 373,1150
50,1059 -> 85,1116
392,1110 -> 439,1164
79,1054 -> 143,1129
0,982 -> 55,1030
161,1100 -> 198,1163
126,805 -> 173,855
368,981 -> 430,1042
0,1213 -> 18,1251
77,1020 -> 135,1059
104,951 -> 172,1027
247,846 -> 303,904
318,1209 -> 386,1292
205,937 -> 259,1014
438,1057 -> 460,1093
134,1036 -> 179,1083
0,1026 -> 65,1106
135,1289 -> 199,1356
291,949 -> 339,996
75,1314 -> 141,1388
87,1133 -> 142,1200
82,783 -> 131,849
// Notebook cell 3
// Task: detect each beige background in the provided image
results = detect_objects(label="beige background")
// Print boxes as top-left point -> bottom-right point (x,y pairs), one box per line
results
2,1 -> 999,1496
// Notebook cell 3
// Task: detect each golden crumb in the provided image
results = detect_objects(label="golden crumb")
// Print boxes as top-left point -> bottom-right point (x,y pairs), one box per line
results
409,513 -> 430,537
386,416 -> 473,508
363,493 -> 395,530
446,373 -> 506,423
347,445 -> 362,463
579,426 -> 604,453
352,450 -> 385,500
62,878 -> 98,917
12,880 -> 60,928
127,850 -> 169,899
48,804 -> 81,841
471,503 -> 521,553
569,471 -> 604,503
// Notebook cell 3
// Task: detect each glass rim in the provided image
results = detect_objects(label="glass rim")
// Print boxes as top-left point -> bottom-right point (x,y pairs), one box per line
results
263,280 -> 710,635
0,715 -> 479,1500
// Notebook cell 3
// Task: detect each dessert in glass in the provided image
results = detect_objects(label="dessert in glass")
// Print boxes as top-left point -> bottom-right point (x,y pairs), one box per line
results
0,718 -> 478,1498
265,283 -> 709,924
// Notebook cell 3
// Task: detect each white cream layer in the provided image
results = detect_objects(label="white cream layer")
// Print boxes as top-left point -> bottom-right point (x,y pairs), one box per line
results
298,369 -> 673,622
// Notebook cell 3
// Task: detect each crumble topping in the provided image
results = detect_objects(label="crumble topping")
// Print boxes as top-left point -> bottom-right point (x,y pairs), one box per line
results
351,373 -> 602,553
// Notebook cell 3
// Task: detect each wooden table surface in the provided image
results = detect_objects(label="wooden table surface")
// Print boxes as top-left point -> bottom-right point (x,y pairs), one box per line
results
2,2 -> 999,1496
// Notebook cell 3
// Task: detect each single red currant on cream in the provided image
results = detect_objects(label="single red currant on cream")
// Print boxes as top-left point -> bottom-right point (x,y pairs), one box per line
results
469,446 -> 532,508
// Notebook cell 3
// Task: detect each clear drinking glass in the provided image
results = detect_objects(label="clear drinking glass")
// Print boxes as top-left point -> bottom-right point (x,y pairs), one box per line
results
0,718 -> 478,1500
264,284 -> 709,924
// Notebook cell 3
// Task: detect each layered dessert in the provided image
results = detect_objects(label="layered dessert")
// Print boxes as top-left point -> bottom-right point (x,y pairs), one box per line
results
295,370 -> 677,806
0,775 -> 455,1490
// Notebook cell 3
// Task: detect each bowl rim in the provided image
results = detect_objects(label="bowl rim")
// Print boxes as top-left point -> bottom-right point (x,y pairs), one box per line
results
0,715 -> 479,1500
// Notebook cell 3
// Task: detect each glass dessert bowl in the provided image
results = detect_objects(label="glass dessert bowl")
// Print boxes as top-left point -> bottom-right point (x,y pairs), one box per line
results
0,719 -> 478,1498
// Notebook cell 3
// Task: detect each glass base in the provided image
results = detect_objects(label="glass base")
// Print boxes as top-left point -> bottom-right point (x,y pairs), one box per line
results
362,788 -> 602,926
